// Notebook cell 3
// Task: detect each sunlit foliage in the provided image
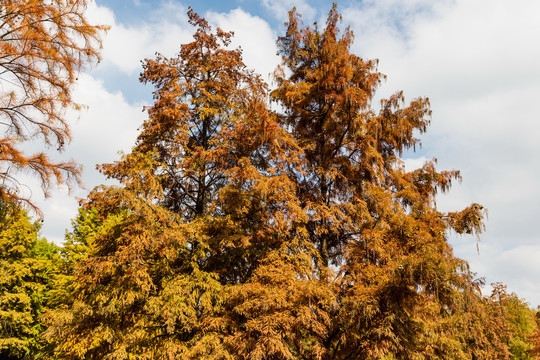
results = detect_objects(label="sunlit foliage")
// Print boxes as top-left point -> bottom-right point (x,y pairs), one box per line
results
0,203 -> 59,359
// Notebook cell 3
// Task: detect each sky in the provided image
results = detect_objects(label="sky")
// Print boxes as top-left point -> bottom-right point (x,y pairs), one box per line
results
27,0 -> 540,305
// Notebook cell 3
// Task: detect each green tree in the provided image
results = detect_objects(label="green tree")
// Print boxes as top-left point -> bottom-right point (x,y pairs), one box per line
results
0,203 -> 59,359
486,283 -> 539,360
61,207 -> 103,274
43,207 -> 104,312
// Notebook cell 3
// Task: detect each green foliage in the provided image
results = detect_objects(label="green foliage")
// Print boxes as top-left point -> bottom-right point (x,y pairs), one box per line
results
489,283 -> 538,360
0,204 -> 59,359
46,207 -> 104,311
62,207 -> 103,270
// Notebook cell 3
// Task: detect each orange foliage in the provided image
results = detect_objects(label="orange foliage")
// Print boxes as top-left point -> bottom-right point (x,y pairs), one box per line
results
0,0 -> 106,210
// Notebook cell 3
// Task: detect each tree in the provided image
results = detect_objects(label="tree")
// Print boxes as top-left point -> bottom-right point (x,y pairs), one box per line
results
42,207 -> 104,313
486,283 -> 539,360
0,0 -> 106,210
48,9 -> 302,359
61,207 -> 103,275
51,5 -> 513,360
0,203 -> 60,359
264,5 -> 492,359
528,310 -> 540,359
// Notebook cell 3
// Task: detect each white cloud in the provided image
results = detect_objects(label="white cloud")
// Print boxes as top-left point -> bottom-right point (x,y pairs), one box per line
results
457,242 -> 540,305
207,8 -> 280,84
402,156 -> 429,172
86,1 -> 193,75
29,73 -> 145,244
69,74 -> 144,172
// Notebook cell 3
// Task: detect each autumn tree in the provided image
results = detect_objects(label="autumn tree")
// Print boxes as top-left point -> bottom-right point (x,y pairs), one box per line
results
259,4 -> 498,359
528,311 -> 540,359
48,9 -> 304,359
0,0 -> 106,209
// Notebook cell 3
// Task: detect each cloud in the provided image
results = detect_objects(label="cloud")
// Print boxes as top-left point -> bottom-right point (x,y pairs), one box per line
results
29,73 -> 145,244
402,156 -> 429,172
453,242 -> 540,304
206,8 -> 280,84
85,1 -> 193,75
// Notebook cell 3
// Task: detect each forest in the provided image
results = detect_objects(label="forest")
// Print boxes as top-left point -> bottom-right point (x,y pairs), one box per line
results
1,1 -> 539,359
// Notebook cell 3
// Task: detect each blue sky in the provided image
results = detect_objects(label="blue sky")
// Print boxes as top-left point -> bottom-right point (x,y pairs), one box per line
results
28,0 -> 540,305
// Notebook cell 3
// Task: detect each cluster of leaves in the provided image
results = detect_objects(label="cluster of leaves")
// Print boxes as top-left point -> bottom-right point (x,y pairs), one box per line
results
2,2 -> 538,360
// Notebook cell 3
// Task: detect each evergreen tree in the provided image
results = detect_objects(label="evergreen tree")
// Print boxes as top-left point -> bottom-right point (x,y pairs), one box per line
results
49,9 -> 301,359
0,203 -> 59,359
44,207 -> 104,312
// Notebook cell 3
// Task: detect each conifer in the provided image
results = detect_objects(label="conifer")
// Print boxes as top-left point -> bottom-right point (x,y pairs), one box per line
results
50,5 -> 526,360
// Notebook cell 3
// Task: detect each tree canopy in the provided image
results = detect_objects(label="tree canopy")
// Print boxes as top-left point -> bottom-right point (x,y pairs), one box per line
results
32,4 -> 540,360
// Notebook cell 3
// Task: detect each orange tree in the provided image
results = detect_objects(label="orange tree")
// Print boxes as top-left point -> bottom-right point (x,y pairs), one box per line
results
0,0 -> 106,209
263,5 -> 497,359
47,9 -> 304,359
50,5 -> 514,360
